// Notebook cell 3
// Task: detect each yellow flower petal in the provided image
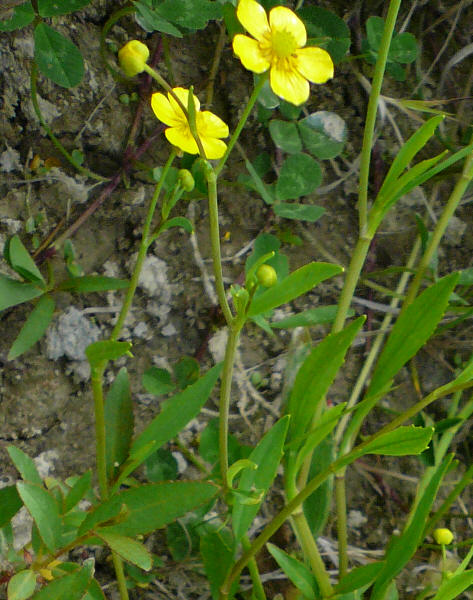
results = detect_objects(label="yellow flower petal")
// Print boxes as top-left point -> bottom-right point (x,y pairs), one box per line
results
270,61 -> 309,105
269,7 -> 306,48
165,127 -> 199,155
168,87 -> 201,120
233,34 -> 270,74
151,93 -> 181,127
198,111 -> 229,139
237,0 -> 270,41
295,47 -> 334,84
201,138 -> 227,160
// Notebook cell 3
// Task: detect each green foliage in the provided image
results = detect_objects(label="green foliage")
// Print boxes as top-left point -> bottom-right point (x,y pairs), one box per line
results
363,16 -> 418,81
297,5 -> 351,63
34,23 -> 84,88
8,295 -> 55,360
267,543 -> 319,599
17,482 -> 62,552
134,0 -> 222,35
104,368 -> 134,481
7,569 -> 37,600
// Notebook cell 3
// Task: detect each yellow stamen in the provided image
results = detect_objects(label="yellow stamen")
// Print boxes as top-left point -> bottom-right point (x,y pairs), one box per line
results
271,29 -> 297,58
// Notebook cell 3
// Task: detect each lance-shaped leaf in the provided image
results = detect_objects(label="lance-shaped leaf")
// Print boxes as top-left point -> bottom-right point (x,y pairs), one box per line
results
4,235 -> 45,285
79,481 -> 217,537
129,363 -> 222,461
0,275 -> 43,311
17,482 -> 62,552
58,276 -> 129,293
8,295 -> 55,360
31,561 -> 94,600
267,543 -> 318,599
105,368 -> 133,481
0,485 -> 23,528
7,569 -> 37,600
8,446 -> 42,485
248,262 -> 342,317
85,340 -> 132,370
347,426 -> 434,463
232,416 -> 289,541
368,273 -> 459,398
430,569 -> 473,600
371,455 -> 453,599
95,531 -> 152,570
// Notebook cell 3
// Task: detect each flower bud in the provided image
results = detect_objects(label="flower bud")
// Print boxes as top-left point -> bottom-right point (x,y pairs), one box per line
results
118,40 -> 149,77
256,264 -> 277,287
178,169 -> 195,192
433,528 -> 454,545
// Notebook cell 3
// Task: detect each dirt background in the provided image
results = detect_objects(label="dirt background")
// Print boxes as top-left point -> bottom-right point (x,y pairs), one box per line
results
1,0 -> 473,598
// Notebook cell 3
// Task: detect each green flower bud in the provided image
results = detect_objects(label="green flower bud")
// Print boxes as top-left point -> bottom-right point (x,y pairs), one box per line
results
433,528 -> 454,545
119,93 -> 130,105
256,264 -> 277,287
118,40 -> 149,77
178,169 -> 195,192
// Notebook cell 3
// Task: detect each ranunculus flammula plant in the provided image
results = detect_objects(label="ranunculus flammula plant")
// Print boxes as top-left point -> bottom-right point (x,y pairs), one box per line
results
233,0 -> 334,105
151,87 -> 229,159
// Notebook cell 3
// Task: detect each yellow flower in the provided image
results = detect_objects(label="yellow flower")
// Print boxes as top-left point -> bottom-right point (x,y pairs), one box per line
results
118,40 -> 149,77
151,87 -> 229,159
232,0 -> 334,106
433,528 -> 454,545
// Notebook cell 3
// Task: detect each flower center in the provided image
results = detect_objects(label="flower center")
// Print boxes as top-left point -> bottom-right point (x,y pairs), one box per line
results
271,29 -> 298,58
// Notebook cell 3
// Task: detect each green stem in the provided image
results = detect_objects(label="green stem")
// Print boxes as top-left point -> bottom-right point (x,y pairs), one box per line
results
30,64 -> 108,183
205,22 -> 226,107
292,511 -> 334,597
219,325 -> 241,487
206,167 -> 233,326
110,151 -> 176,341
219,378 -> 473,598
112,552 -> 129,600
91,369 -> 108,500
332,235 -> 372,334
357,0 -> 402,233
214,73 -> 269,178
402,148 -> 473,308
242,535 -> 267,600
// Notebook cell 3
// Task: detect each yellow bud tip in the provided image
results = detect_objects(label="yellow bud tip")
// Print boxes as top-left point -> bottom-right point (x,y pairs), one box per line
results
433,528 -> 454,545
257,264 -> 277,287
118,40 -> 149,77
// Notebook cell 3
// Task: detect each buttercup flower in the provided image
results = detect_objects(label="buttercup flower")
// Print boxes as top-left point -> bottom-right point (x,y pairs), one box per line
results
433,528 -> 454,545
233,0 -> 334,105
151,87 -> 229,159
118,40 -> 149,77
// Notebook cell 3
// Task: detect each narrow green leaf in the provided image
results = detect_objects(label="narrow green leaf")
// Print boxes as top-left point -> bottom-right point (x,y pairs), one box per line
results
134,1 -> 182,36
377,114 -> 444,201
31,562 -> 93,600
7,569 -> 36,600
0,276 -> 43,311
82,578 -> 106,600
17,482 -> 62,552
248,262 -> 343,317
269,120 -> 302,154
96,531 -> 152,570
353,426 -> 433,459
38,0 -> 90,16
64,471 -> 92,513
105,368 -> 133,481
273,203 -> 325,223
158,216 -> 194,235
145,448 -> 178,482
8,295 -> 55,360
271,305 -> 346,329
334,562 -> 385,594
294,403 -> 347,473
267,543 -> 318,599
302,438 -> 333,537
430,569 -> 473,600
7,446 -> 42,485
368,274 -> 459,397
0,3 -> 35,31
243,158 -> 275,205
130,363 -> 222,459
4,235 -> 45,284
371,455 -> 453,599
276,153 -> 322,201
0,485 -> 23,528
233,417 -> 290,541
287,317 -> 364,444
34,23 -> 84,88
200,531 -> 235,600
85,340 -> 132,370
58,276 -> 129,293
79,481 -> 217,537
